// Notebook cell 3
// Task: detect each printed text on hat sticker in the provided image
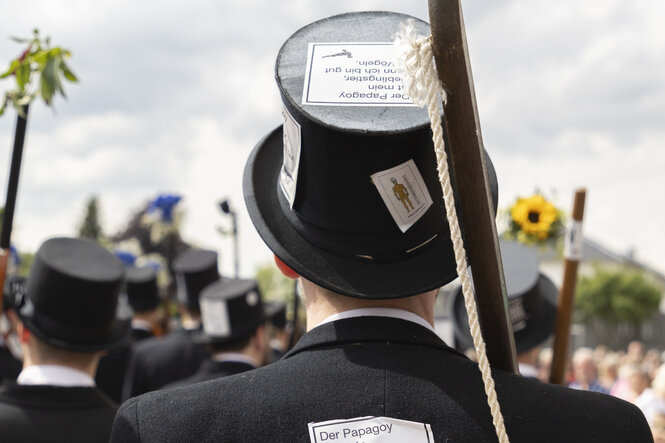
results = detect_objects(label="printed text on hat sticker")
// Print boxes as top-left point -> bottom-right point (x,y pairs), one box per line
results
302,43 -> 417,107
371,160 -> 433,233
280,105 -> 302,208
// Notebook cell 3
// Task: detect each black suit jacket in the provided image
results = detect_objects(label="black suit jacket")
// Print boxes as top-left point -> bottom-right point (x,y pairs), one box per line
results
96,327 -> 155,403
122,327 -> 208,400
0,380 -> 117,442
165,359 -> 256,389
0,345 -> 22,382
111,316 -> 652,442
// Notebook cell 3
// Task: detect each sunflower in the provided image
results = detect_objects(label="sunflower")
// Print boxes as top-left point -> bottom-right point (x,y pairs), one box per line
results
510,195 -> 560,241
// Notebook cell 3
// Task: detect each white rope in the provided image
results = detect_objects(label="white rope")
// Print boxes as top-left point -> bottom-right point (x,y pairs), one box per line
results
394,20 -> 509,443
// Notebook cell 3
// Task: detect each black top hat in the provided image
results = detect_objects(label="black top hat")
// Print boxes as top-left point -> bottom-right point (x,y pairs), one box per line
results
265,300 -> 287,329
450,240 -> 558,354
125,266 -> 160,312
172,249 -> 220,310
18,237 -> 129,352
2,275 -> 26,311
243,11 -> 498,299
195,279 -> 266,344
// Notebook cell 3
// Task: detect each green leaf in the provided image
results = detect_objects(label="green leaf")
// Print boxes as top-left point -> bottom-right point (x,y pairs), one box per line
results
9,36 -> 30,44
59,60 -> 78,82
15,63 -> 30,90
0,60 -> 19,78
40,55 -> 57,104
32,49 -> 48,67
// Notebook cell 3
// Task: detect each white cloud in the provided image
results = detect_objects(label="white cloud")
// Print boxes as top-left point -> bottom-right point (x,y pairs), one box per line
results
1,0 -> 664,278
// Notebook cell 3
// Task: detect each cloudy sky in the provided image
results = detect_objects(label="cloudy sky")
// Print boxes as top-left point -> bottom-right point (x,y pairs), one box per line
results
1,0 -> 664,278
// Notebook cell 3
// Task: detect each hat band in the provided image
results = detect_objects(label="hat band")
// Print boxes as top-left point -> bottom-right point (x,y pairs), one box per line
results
508,283 -> 543,332
21,298 -> 115,346
278,184 -> 444,262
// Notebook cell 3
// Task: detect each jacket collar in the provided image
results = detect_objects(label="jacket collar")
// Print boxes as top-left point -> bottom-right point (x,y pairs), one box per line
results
284,315 -> 466,360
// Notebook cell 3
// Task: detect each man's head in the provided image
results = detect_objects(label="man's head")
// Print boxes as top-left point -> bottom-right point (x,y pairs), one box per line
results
16,237 -> 127,371
242,11 -> 498,303
572,347 -> 598,385
196,278 -> 270,366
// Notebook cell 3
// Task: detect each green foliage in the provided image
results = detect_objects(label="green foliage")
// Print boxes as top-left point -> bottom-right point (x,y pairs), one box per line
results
255,262 -> 295,303
0,28 -> 78,117
77,196 -> 104,242
576,266 -> 663,325
17,252 -> 34,277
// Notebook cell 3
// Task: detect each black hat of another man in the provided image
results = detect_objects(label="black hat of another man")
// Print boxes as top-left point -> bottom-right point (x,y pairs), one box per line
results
450,240 -> 558,354
195,278 -> 266,345
172,249 -> 219,310
243,11 -> 499,299
18,237 -> 129,352
125,266 -> 160,313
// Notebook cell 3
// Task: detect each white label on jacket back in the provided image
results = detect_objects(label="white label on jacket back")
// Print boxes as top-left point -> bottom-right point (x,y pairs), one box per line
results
308,416 -> 434,442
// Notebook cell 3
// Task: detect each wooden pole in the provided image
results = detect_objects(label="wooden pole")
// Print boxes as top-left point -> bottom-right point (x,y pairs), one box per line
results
0,105 -> 30,315
428,0 -> 517,373
549,188 -> 587,385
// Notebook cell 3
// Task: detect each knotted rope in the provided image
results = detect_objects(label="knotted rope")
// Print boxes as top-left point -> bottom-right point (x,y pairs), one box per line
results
394,20 -> 509,443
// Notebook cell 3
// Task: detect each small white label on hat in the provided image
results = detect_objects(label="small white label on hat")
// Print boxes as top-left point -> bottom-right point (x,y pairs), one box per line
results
246,291 -> 259,306
280,105 -> 302,208
302,42 -> 416,107
308,416 -> 434,443
201,298 -> 231,337
564,220 -> 584,261
371,160 -> 433,233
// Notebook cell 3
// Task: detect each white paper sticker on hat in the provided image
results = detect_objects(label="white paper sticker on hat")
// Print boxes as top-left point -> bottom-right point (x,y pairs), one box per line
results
564,220 -> 584,261
280,105 -> 302,208
302,42 -> 416,107
308,416 -> 434,443
201,298 -> 231,337
371,160 -> 433,233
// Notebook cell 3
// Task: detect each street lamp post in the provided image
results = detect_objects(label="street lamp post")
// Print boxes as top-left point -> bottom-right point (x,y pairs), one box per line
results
219,199 -> 239,278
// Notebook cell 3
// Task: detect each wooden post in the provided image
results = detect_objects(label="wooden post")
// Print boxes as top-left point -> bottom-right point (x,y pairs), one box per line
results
428,0 -> 517,373
549,188 -> 587,385
0,105 -> 30,315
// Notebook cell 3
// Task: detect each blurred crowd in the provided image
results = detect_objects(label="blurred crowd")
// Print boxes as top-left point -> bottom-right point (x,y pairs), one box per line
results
535,341 -> 665,441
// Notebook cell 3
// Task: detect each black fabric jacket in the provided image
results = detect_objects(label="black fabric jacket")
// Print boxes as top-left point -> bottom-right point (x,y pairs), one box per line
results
165,359 -> 256,389
0,381 -> 117,442
121,327 -> 208,400
111,316 -> 653,442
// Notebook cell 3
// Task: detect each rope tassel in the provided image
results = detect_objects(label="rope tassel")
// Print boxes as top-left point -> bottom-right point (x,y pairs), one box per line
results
394,20 -> 510,443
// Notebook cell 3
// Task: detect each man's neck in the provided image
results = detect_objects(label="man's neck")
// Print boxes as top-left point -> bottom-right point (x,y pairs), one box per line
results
301,278 -> 437,331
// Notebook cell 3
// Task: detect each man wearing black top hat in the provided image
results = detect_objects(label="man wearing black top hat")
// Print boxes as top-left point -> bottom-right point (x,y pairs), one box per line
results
121,248 -> 219,400
111,11 -> 651,442
165,278 -> 270,388
0,237 -> 128,443
0,276 -> 24,382
96,265 -> 162,403
450,240 -> 558,380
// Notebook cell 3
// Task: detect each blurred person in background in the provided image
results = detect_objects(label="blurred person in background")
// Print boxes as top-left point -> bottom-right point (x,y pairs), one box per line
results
0,276 -> 24,382
570,347 -> 609,394
121,249 -> 219,400
451,240 -> 557,381
165,278 -> 272,388
598,352 -> 621,392
96,266 -> 163,403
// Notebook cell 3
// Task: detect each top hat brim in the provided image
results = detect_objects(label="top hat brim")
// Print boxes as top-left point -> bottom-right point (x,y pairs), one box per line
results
450,273 -> 558,354
244,126 -> 462,299
20,300 -> 132,353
